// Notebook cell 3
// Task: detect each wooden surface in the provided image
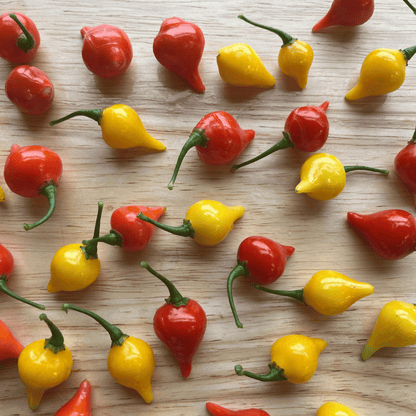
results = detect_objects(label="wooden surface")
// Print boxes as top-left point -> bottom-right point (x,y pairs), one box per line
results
1,0 -> 416,415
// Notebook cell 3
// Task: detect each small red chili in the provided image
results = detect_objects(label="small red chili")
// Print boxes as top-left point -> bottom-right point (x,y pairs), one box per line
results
227,236 -> 295,328
0,12 -> 40,63
206,402 -> 271,416
141,262 -> 207,378
153,17 -> 205,92
80,24 -> 133,78
4,144 -> 63,230
55,379 -> 91,416
232,102 -> 329,170
394,128 -> 416,194
5,65 -> 54,115
347,209 -> 416,260
168,111 -> 255,189
0,319 -> 24,361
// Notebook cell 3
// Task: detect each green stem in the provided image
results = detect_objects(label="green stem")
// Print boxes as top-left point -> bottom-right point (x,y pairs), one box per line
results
0,276 -> 45,310
238,14 -> 295,47
232,132 -> 294,170
62,303 -> 127,347
401,45 -> 416,61
9,13 -> 35,53
50,109 -> 103,126
81,201 -> 107,260
137,213 -> 195,239
254,284 -> 304,303
403,0 -> 416,15
344,166 -> 389,175
24,183 -> 57,231
168,129 -> 209,190
409,128 -> 416,144
235,362 -> 287,382
82,231 -> 123,258
141,262 -> 189,307
40,314 -> 66,354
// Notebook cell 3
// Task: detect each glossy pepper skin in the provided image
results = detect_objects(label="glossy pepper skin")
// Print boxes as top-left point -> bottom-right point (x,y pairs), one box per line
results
81,24 -> 133,78
233,102 -> 329,170
18,314 -> 73,410
296,153 -> 389,200
0,186 -> 5,202
55,379 -> 91,416
138,199 -> 244,246
0,320 -> 24,361
347,209 -> 416,260
394,129 -> 416,194
255,270 -> 374,316
5,65 -> 54,115
312,0 -> 374,32
142,262 -> 207,378
317,402 -> 358,416
239,15 -> 313,89
62,304 -> 155,403
50,104 -> 166,151
235,334 -> 326,384
362,300 -> 416,360
206,402 -> 271,416
153,17 -> 205,92
168,111 -> 255,189
0,13 -> 40,63
4,144 -> 63,230
227,236 -> 295,328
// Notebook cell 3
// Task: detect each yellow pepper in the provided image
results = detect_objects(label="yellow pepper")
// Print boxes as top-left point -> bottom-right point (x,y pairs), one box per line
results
0,186 -> 5,202
295,153 -> 389,200
18,314 -> 73,410
255,270 -> 374,316
317,402 -> 358,416
346,46 -> 416,100
137,199 -> 244,246
362,300 -> 416,360
235,334 -> 326,384
62,303 -> 155,403
238,15 -> 313,89
50,104 -> 166,151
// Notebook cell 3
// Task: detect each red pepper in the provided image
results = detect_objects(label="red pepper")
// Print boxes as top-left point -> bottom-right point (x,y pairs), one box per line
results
206,402 -> 271,416
168,111 -> 255,189
347,209 -> 416,260
232,102 -> 329,170
312,0 -> 374,32
0,320 -> 24,361
153,17 -> 205,92
141,262 -> 207,378
55,379 -> 91,416
0,243 -> 45,309
0,12 -> 40,63
394,129 -> 416,194
227,236 -> 295,328
80,25 -> 133,78
5,65 -> 54,115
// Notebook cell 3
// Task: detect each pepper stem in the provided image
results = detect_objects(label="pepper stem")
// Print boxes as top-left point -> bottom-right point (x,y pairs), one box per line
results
50,109 -> 103,126
344,166 -> 389,175
238,15 -> 295,47
82,232 -> 123,257
61,303 -> 127,347
402,0 -> 416,13
232,132 -> 294,170
235,362 -> 287,382
254,284 -> 305,303
40,314 -> 66,354
0,276 -> 45,310
227,261 -> 251,328
168,128 -> 209,190
401,45 -> 416,61
409,128 -> 416,144
141,262 -> 189,306
24,183 -> 57,231
137,213 -> 195,239
9,13 -> 35,53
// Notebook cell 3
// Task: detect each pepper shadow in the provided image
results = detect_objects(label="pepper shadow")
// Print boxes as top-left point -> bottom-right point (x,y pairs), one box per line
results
310,25 -> 362,43
156,65 -> 204,94
219,83 -> 275,103
92,63 -> 136,97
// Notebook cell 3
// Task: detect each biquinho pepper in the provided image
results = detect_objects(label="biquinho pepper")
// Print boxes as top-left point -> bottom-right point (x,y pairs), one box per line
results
345,45 -> 416,100
168,111 -> 255,189
18,314 -> 73,410
235,334 -> 326,384
55,379 -> 91,416
0,186 -> 4,202
4,144 -> 62,230
141,262 -> 207,378
394,128 -> 416,194
0,319 -> 23,361
153,17 -> 205,92
227,236 -> 294,328
0,243 -> 45,310
296,153 -> 389,200
317,402 -> 358,416
233,102 -> 329,170
255,270 -> 374,316
138,199 -> 244,246
239,15 -> 313,89
50,104 -> 166,151
62,304 -> 155,403
347,209 -> 416,260
362,300 -> 416,360
206,402 -> 270,416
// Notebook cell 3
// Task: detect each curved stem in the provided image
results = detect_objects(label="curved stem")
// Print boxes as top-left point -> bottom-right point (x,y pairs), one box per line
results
9,13 -> 35,53
62,303 -> 127,347
409,128 -> 416,144
235,362 -> 287,382
137,213 -> 195,239
401,45 -> 416,61
0,278 -> 45,310
254,284 -> 304,303
168,129 -> 209,190
82,231 -> 123,258
403,0 -> 416,14
40,314 -> 66,354
50,109 -> 103,126
24,184 -> 57,231
344,166 -> 389,175
81,201 -> 107,260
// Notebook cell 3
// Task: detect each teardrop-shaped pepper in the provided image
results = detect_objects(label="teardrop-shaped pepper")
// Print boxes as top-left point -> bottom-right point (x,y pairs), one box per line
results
206,402 -> 271,416
0,319 -> 24,361
255,270 -> 374,316
0,186 -> 4,202
55,379 -> 91,416
361,300 -> 416,360
317,401 -> 358,416
235,334 -> 326,384
62,303 -> 155,403
50,104 -> 166,151
137,199 -> 244,246
394,128 -> 416,194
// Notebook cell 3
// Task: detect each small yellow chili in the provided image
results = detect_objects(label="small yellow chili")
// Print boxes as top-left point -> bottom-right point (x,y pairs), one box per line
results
317,401 -> 358,416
